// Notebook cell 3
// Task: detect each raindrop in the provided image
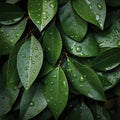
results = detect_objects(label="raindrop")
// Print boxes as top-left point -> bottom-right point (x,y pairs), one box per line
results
76,46 -> 81,52
50,81 -> 54,85
36,21 -> 40,24
80,76 -> 84,81
43,16 -> 48,20
73,73 -> 77,78
49,3 -> 55,8
54,103 -> 57,106
53,75 -> 57,78
0,29 -> 4,33
6,33 -> 9,37
96,14 -> 100,21
66,67 -> 72,72
29,101 -> 34,106
97,3 -> 103,10
32,61 -> 35,64
43,11 -> 47,15
47,47 -> 51,51
97,114 -> 101,119
50,97 -> 53,100
10,39 -> 13,43
22,54 -> 25,57
29,56 -> 32,60
47,99 -> 50,102
117,41 -> 120,47
16,33 -> 19,37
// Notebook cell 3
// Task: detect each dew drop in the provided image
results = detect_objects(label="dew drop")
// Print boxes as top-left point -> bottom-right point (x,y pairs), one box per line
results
96,14 -> 100,21
43,11 -> 47,15
10,39 -> 13,43
47,47 -> 51,51
0,29 -> 4,33
97,114 -> 101,119
54,103 -> 57,106
50,89 -> 53,92
73,73 -> 77,78
76,46 -> 81,52
97,3 -> 103,10
53,75 -> 57,78
16,33 -> 19,37
29,56 -> 32,60
32,61 -> 35,64
29,101 -> 34,106
6,33 -> 9,37
47,99 -> 50,102
43,16 -> 48,20
50,81 -> 54,85
36,21 -> 40,24
117,41 -> 120,47
50,97 -> 53,100
79,76 -> 84,82
49,3 -> 55,8
66,67 -> 72,72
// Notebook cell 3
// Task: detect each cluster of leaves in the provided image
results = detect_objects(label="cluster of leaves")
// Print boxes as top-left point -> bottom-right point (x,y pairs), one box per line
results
0,0 -> 120,120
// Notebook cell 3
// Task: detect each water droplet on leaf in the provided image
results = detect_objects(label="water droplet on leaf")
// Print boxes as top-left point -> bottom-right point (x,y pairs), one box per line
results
76,46 -> 81,52
29,101 -> 34,106
97,3 -> 103,10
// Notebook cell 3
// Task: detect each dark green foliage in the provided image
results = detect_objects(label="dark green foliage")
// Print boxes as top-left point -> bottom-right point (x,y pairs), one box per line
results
0,0 -> 120,120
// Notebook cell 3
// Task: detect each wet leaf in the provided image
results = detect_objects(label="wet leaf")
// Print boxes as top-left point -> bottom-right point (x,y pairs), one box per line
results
92,48 -> 120,71
42,22 -> 62,65
97,66 -> 120,91
17,36 -> 43,90
0,3 -> 24,25
0,19 -> 27,55
72,0 -> 106,30
63,32 -> 99,57
65,102 -> 94,120
20,83 -> 47,120
62,58 -> 106,101
94,10 -> 120,48
91,103 -> 111,120
28,0 -> 58,31
43,67 -> 68,119
59,1 -> 87,42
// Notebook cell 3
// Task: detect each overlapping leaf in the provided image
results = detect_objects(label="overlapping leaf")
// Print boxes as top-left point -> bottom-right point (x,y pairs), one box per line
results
42,22 -> 62,65
20,83 -> 47,120
72,0 -> 106,30
59,1 -> 87,42
17,36 -> 43,90
28,0 -> 58,31
62,58 -> 106,101
0,19 -> 27,55
43,67 -> 68,119
62,32 -> 99,57
0,3 -> 24,25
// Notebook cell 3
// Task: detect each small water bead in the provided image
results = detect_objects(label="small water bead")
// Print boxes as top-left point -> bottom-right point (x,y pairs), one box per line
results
29,101 -> 34,106
117,41 -> 120,47
66,67 -> 72,72
97,3 -> 103,10
50,81 -> 54,85
76,46 -> 81,52
47,99 -> 50,102
73,73 -> 77,78
36,21 -> 40,24
43,16 -> 48,20
43,11 -> 47,15
49,3 -> 56,8
53,75 -> 57,78
96,14 -> 100,21
97,114 -> 101,119
47,47 -> 51,51
6,33 -> 9,37
79,76 -> 84,82
29,56 -> 32,60
50,97 -> 53,100
16,33 -> 19,37
86,0 -> 91,5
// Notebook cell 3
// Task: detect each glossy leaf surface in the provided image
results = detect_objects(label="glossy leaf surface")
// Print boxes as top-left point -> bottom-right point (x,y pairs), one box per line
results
63,32 -> 99,57
92,48 -> 120,71
62,58 -> 106,101
20,83 -> 47,120
43,67 -> 68,119
0,19 -> 27,55
59,1 -> 87,42
17,36 -> 43,90
0,3 -> 24,25
65,102 -> 94,120
72,0 -> 106,30
42,22 -> 62,65
28,0 -> 58,31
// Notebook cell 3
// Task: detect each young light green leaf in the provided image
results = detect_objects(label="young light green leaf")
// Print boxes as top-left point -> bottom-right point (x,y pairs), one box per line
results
20,83 -> 47,120
72,0 -> 106,30
43,67 -> 68,119
0,3 -> 24,25
7,40 -> 25,87
65,102 -> 94,120
0,19 -> 27,55
28,0 -> 58,31
62,58 -> 106,101
17,36 -> 43,90
91,103 -> 111,120
97,66 -> 120,91
63,32 -> 99,57
42,22 -> 62,65
59,1 -> 87,42
92,48 -> 120,71
94,10 -> 120,48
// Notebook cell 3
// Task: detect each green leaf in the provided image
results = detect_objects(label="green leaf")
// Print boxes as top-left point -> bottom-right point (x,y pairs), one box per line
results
0,3 -> 24,25
97,66 -> 120,91
91,103 -> 111,120
94,10 -> 120,48
92,48 -> 120,71
72,0 -> 106,30
17,36 -> 43,90
59,1 -> 87,42
28,0 -> 58,31
20,83 -> 47,120
0,19 -> 27,55
6,0 -> 20,4
62,58 -> 106,101
43,67 -> 68,119
42,22 -> 62,65
63,32 -> 99,57
7,40 -> 25,87
106,0 -> 120,7
65,102 -> 94,120
40,61 -> 54,78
